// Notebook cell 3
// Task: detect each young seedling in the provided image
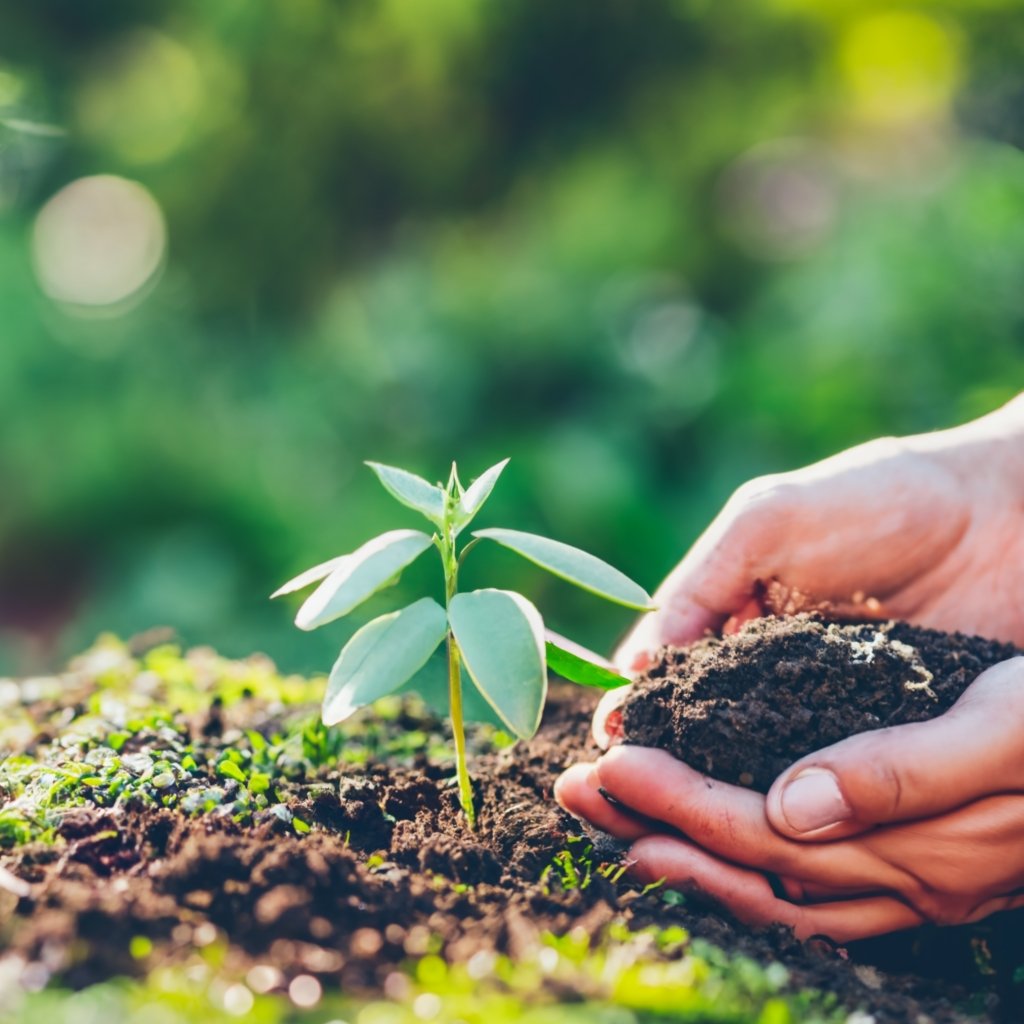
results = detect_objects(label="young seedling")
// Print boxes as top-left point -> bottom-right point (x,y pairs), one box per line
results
272,459 -> 652,827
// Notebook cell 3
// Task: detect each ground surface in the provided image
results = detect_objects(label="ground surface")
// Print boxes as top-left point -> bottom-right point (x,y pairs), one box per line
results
0,630 -> 1016,1023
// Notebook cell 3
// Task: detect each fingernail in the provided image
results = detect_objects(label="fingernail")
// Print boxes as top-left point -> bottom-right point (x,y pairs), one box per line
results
780,769 -> 851,833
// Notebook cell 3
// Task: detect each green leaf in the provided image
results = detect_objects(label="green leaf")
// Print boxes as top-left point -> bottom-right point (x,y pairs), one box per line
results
296,529 -> 433,630
366,462 -> 445,526
270,554 -> 349,599
217,760 -> 246,783
399,653 -> 507,729
454,457 -> 509,534
322,598 -> 448,725
446,461 -> 464,496
545,640 -> 629,691
473,528 -> 653,610
449,589 -> 547,739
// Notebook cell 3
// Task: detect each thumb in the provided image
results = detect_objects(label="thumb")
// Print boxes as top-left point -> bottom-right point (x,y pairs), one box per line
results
766,657 -> 1024,840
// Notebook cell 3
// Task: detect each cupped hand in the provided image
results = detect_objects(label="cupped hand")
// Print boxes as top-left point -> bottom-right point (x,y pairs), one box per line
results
559,657 -> 1024,943
560,396 -> 1024,941
592,397 -> 1024,748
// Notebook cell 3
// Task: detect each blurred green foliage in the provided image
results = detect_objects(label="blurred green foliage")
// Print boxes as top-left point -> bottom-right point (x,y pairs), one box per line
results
0,0 -> 1021,675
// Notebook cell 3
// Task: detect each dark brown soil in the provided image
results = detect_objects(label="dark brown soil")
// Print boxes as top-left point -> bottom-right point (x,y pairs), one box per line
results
621,615 -> 1020,791
5,621 -> 1023,1022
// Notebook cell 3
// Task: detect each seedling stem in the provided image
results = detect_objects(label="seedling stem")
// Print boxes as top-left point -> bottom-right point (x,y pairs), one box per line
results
272,458 -> 652,829
440,492 -> 476,827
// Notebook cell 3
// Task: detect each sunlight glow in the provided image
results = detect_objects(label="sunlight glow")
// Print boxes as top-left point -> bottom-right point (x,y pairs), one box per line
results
31,175 -> 167,310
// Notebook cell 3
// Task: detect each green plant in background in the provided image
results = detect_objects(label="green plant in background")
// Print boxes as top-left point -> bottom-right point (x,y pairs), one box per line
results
272,459 -> 651,826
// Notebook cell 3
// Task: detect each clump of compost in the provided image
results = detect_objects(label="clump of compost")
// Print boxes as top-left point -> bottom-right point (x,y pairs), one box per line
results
620,614 -> 1021,791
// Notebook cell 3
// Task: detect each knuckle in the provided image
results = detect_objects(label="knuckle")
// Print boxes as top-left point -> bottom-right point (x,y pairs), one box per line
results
729,475 -> 789,517
909,893 -> 971,927
893,867 -> 974,927
725,476 -> 800,541
869,748 -> 906,820
689,793 -> 728,841
849,435 -> 906,463
833,731 -> 907,820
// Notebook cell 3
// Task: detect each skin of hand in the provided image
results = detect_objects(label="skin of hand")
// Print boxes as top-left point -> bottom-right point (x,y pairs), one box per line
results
556,394 -> 1024,943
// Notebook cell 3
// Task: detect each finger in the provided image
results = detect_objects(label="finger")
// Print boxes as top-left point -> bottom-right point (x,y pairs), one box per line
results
722,597 -> 765,635
628,835 -> 925,943
553,763 -> 651,841
596,746 -> 894,890
965,890 -> 1024,923
612,485 -> 795,673
592,686 -> 631,750
613,548 -> 753,673
766,657 -> 1024,840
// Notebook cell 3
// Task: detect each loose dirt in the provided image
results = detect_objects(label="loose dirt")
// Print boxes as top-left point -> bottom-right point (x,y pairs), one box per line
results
4,618 -> 1023,1021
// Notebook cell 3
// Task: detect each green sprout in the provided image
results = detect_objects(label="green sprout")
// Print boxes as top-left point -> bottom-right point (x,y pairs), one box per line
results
272,459 -> 652,827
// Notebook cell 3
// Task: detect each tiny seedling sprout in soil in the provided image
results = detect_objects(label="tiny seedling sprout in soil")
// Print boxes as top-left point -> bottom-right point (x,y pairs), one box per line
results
273,459 -> 652,827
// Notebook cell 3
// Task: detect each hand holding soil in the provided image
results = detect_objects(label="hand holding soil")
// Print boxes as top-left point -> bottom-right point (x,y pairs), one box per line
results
558,393 -> 1024,943
616,391 -> 1024,674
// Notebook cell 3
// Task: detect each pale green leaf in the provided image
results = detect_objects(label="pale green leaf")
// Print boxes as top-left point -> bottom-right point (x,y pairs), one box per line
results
399,654 -> 507,729
366,462 -> 445,526
446,461 -> 463,496
296,529 -> 433,630
449,589 -> 547,739
322,598 -> 448,725
270,555 -> 349,598
545,640 -> 629,691
454,457 -> 509,534
473,528 -> 653,610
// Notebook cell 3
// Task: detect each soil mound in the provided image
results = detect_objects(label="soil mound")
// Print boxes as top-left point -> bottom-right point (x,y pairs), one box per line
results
621,615 -> 1020,790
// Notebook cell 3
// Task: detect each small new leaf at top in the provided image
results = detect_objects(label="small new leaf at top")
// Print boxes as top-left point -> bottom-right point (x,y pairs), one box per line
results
366,462 -> 446,528
452,457 -> 509,535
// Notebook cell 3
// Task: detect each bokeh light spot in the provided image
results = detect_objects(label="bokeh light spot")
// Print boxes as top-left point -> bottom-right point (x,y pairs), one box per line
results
840,12 -> 961,127
716,139 -> 837,261
75,30 -> 203,164
0,67 -> 25,108
32,175 -> 167,310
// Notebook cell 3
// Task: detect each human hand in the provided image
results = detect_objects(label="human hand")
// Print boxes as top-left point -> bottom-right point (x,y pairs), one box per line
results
558,657 -> 1024,943
591,395 -> 1024,747
560,397 -> 1024,940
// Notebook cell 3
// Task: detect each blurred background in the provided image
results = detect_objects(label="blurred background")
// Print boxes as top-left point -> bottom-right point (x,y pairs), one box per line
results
1,0 -> 1021,677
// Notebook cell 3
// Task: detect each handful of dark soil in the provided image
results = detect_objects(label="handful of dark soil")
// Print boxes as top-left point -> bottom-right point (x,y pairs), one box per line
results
620,614 -> 1021,790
